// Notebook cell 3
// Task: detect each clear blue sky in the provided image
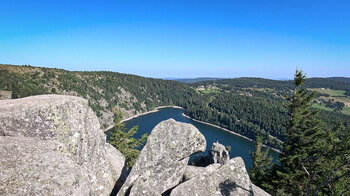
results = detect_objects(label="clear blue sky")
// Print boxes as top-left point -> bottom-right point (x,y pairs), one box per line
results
1,0 -> 349,78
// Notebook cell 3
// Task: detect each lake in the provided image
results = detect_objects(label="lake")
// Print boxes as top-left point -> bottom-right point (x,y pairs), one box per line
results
106,107 -> 280,168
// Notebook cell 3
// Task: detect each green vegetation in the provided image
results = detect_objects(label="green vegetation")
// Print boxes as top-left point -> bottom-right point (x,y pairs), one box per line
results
185,73 -> 350,150
0,64 -> 200,128
309,86 -> 350,115
1,64 -> 349,151
1,64 -> 349,193
185,93 -> 286,149
304,77 -> 350,91
249,136 -> 273,191
200,89 -> 219,94
308,88 -> 346,97
342,106 -> 350,116
108,111 -> 147,170
225,145 -> 231,152
251,70 -> 350,195
311,103 -> 333,112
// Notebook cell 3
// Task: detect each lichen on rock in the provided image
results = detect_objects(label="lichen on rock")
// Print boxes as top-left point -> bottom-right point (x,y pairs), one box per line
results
170,157 -> 253,196
117,118 -> 206,196
0,95 -> 125,196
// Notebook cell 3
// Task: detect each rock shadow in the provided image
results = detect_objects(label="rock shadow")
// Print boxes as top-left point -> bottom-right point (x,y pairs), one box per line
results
219,179 -> 237,196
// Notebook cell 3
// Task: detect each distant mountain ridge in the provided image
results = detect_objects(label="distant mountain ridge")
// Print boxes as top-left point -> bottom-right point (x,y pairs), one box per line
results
170,77 -> 224,83
320,77 -> 350,84
169,76 -> 350,90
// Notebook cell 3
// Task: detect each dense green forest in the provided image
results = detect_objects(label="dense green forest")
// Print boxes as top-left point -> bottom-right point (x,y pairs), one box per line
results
193,76 -> 350,91
0,64 -> 199,128
1,64 -> 349,150
184,93 -> 287,148
185,76 -> 350,149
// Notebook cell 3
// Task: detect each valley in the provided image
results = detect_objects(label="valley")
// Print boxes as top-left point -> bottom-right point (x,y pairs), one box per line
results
1,64 -> 349,150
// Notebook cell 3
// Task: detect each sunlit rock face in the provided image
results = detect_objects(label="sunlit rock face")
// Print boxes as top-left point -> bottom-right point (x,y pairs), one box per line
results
0,95 -> 271,196
116,119 -> 270,196
170,157 -> 253,196
117,118 -> 207,196
0,95 -> 125,196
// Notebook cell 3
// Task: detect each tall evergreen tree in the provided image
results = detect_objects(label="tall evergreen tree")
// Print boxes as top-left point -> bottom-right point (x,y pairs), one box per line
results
108,110 -> 148,170
277,70 -> 350,195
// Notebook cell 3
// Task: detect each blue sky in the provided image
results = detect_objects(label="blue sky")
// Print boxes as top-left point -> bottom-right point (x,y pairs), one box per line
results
1,0 -> 349,78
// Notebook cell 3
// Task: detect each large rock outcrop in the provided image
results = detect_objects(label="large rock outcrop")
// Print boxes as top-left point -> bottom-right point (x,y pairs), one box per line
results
118,119 -> 206,196
170,157 -> 253,196
0,95 -> 125,195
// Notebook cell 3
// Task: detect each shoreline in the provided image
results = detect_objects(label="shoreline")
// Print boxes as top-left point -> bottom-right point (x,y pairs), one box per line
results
121,105 -> 184,123
181,113 -> 282,154
104,105 -> 184,132
105,105 -> 282,154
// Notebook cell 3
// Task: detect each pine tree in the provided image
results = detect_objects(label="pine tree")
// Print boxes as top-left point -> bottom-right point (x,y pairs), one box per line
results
249,136 -> 273,191
108,110 -> 148,170
277,70 -> 350,195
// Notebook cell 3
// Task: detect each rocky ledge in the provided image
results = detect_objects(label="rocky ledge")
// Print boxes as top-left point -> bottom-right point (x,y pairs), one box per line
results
0,95 -> 125,195
117,118 -> 270,196
0,95 -> 270,196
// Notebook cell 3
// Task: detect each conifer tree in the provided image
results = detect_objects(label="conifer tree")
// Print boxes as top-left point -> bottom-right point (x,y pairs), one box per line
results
277,70 -> 350,195
249,136 -> 273,191
108,110 -> 148,170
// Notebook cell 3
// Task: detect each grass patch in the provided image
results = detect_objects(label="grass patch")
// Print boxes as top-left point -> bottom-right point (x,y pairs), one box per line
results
341,106 -> 350,116
312,104 -> 350,116
190,87 -> 201,95
312,104 -> 333,112
201,89 -> 219,94
308,88 -> 346,97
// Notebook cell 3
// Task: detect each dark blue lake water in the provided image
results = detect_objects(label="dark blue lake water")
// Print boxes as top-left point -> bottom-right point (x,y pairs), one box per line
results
106,107 -> 280,168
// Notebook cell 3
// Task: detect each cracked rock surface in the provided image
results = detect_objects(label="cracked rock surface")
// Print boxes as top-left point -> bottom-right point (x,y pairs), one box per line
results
170,157 -> 253,196
0,95 -> 125,196
117,118 -> 206,196
182,164 -> 221,182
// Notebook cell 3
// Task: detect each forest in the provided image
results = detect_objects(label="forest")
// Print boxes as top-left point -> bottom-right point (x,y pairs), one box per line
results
186,75 -> 350,149
1,64 -> 349,150
0,64 -> 199,128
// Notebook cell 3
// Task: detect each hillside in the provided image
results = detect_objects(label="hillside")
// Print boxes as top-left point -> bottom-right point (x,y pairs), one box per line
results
188,77 -> 350,149
1,64 -> 349,150
0,64 -> 199,128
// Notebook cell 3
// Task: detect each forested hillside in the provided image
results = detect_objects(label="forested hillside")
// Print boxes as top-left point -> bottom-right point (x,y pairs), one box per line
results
1,64 -> 349,150
193,77 -> 350,92
0,64 -> 199,128
187,77 -> 350,149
